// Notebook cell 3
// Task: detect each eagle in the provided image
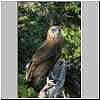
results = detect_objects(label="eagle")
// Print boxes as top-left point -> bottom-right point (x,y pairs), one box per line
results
25,26 -> 64,88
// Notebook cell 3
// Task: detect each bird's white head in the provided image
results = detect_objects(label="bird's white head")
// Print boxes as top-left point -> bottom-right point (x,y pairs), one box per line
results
47,26 -> 64,43
48,26 -> 60,38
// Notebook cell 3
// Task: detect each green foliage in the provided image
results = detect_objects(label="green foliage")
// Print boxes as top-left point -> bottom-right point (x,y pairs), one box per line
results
18,74 -> 38,98
62,26 -> 81,59
18,1 -> 81,97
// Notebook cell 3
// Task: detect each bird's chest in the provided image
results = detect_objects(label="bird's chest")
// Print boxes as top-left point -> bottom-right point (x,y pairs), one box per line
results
32,46 -> 61,86
34,46 -> 61,75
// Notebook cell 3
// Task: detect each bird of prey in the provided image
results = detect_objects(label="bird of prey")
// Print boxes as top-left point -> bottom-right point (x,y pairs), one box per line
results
25,26 -> 64,87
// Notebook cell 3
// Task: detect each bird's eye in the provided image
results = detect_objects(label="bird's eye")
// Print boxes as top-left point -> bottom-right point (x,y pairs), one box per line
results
52,28 -> 56,33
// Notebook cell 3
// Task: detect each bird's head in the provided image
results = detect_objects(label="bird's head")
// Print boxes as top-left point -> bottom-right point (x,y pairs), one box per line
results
47,26 -> 64,43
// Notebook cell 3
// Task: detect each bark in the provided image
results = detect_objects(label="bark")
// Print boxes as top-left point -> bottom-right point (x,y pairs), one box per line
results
38,58 -> 81,98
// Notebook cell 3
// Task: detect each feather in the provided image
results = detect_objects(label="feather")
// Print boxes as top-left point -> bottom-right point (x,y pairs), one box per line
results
25,26 -> 64,87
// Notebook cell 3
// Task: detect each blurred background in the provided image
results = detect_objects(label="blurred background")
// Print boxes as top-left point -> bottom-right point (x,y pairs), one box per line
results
18,1 -> 81,98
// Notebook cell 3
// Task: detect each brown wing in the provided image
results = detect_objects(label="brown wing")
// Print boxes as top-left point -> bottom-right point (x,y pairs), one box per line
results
26,41 -> 61,83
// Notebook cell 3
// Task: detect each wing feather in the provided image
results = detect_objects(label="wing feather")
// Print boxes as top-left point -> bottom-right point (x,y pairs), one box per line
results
26,41 -> 61,82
